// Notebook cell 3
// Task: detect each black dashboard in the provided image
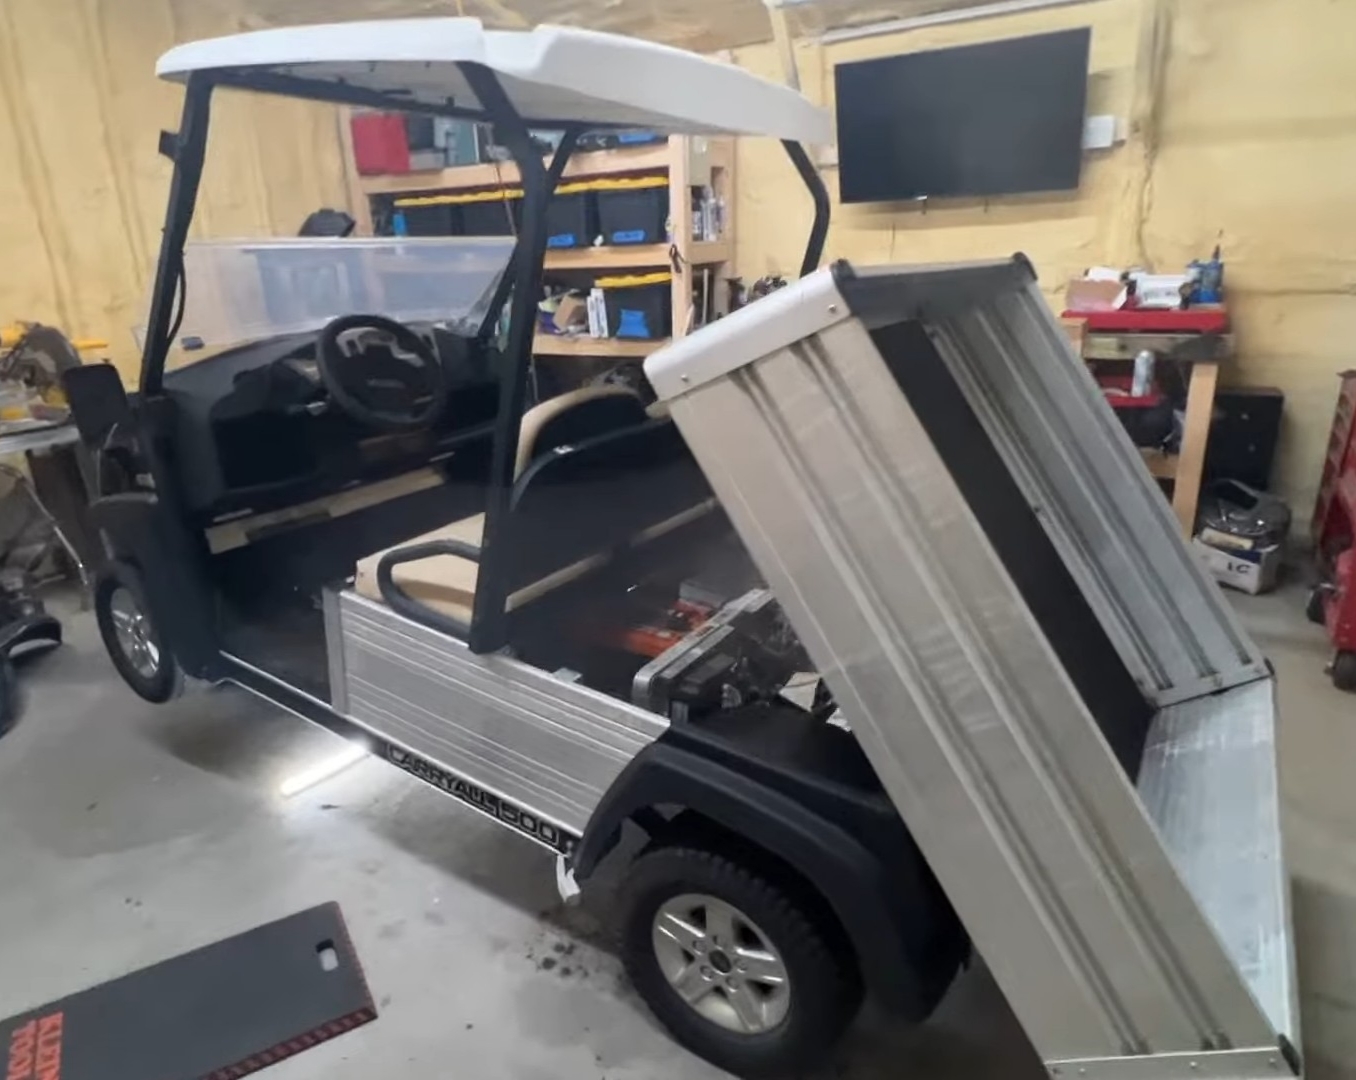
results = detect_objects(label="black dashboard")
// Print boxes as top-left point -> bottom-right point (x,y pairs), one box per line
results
163,324 -> 501,522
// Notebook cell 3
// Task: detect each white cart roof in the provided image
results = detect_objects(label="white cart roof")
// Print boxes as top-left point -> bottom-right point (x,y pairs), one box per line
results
157,17 -> 831,144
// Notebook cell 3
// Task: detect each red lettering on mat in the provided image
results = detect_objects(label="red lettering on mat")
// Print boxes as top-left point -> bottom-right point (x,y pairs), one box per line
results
5,1019 -> 36,1080
33,1013 -> 62,1080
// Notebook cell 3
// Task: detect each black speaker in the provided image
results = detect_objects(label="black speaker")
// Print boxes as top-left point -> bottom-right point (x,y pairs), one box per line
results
1204,386 -> 1284,491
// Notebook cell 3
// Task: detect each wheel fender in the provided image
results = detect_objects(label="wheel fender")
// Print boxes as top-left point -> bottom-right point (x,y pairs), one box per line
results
90,493 -> 221,679
573,738 -> 958,1018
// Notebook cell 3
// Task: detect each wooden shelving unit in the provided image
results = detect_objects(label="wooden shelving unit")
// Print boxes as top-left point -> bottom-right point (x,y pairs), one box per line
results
341,116 -> 735,365
532,334 -> 669,358
357,143 -> 676,197
542,240 -> 729,272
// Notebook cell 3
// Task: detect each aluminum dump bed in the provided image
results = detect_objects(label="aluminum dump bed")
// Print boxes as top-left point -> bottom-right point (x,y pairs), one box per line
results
645,257 -> 1298,1078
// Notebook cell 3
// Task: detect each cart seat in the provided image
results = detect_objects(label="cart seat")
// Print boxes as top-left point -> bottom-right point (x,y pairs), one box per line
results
354,511 -> 484,625
513,384 -> 643,476
353,386 -> 653,627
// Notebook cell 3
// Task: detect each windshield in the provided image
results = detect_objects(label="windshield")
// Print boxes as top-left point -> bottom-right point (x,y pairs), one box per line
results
137,236 -> 515,358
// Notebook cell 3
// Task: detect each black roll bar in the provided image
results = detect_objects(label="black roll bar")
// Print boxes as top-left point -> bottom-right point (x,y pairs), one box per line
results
457,62 -> 567,653
475,126 -> 583,343
782,140 -> 830,278
141,74 -> 212,396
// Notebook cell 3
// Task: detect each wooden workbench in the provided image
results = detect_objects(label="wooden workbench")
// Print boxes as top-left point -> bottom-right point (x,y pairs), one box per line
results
1065,318 -> 1230,536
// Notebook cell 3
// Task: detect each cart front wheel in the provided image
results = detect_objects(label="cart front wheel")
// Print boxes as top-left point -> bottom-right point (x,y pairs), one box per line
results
1332,651 -> 1356,693
620,844 -> 861,1078
95,566 -> 182,703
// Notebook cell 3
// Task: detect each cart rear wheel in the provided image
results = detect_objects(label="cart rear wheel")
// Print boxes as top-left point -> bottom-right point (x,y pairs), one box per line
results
95,566 -> 182,703
620,844 -> 861,1078
1332,651 -> 1356,693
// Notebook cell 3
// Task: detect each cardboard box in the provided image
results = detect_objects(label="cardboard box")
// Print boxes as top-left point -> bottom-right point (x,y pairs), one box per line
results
1065,278 -> 1126,313
1192,537 -> 1280,595
549,293 -> 589,335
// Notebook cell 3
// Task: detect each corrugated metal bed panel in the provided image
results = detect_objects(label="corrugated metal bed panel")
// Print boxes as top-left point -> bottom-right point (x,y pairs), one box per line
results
837,260 -> 1270,708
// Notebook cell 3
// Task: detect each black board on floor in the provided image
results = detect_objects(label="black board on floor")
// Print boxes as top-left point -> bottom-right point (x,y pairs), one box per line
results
1,902 -> 375,1080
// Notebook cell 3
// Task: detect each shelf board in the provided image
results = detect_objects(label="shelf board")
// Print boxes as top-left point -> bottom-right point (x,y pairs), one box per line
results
543,240 -> 729,271
533,334 -> 668,358
1084,332 -> 1234,362
361,144 -> 671,197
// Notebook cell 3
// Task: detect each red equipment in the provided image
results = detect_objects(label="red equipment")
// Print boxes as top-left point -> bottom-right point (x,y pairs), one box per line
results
349,112 -> 410,176
1309,369 -> 1356,690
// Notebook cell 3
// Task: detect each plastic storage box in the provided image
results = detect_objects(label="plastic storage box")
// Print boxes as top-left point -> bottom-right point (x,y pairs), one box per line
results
392,195 -> 461,237
350,112 -> 410,175
545,181 -> 599,248
598,272 -> 672,340
594,176 -> 669,245
455,189 -> 523,237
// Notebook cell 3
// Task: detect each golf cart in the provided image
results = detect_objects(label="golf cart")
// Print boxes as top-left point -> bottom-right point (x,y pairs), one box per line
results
65,19 -> 1299,1080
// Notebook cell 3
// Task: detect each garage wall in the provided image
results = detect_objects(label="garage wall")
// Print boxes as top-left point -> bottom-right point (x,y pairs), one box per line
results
0,0 -> 348,380
731,0 -> 1356,523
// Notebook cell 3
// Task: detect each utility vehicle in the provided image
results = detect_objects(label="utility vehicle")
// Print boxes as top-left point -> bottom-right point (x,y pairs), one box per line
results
64,19 -> 1299,1079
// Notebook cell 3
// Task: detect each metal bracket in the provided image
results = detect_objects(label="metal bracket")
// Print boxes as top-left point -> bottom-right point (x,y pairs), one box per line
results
1047,1046 -> 1296,1080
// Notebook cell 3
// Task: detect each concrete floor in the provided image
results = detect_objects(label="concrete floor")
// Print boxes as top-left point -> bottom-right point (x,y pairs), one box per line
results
0,582 -> 1352,1079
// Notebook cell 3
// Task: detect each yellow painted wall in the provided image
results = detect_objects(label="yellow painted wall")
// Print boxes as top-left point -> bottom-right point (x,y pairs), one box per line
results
0,0 -> 348,380
732,0 -> 1356,521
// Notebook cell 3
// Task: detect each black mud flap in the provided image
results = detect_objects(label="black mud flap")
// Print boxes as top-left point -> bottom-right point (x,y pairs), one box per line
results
0,903 -> 375,1080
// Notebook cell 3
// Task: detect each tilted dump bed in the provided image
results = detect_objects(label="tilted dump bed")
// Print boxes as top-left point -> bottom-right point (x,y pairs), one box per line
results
646,257 -> 1298,1079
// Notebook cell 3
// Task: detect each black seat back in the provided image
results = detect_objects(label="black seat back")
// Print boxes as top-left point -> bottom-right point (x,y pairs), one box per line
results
502,418 -> 712,594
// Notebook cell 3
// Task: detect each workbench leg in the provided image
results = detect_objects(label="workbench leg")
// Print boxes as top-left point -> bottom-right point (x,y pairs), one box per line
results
1173,360 -> 1219,535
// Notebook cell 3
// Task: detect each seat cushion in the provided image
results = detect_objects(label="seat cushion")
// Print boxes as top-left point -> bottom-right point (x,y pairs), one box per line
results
353,513 -> 483,624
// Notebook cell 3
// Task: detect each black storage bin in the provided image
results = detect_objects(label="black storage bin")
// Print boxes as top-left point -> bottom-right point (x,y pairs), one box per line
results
599,272 -> 672,340
458,189 -> 523,236
595,176 -> 668,245
393,197 -> 461,237
545,182 -> 598,248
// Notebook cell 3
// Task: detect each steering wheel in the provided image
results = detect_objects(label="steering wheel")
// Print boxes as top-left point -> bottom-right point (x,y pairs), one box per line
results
316,314 -> 448,432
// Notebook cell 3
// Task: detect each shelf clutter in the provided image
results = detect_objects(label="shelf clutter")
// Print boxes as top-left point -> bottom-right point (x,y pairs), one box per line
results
339,110 -> 736,368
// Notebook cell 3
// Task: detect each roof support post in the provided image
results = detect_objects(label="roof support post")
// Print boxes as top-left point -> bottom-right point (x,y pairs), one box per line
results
460,63 -> 575,653
141,74 -> 212,396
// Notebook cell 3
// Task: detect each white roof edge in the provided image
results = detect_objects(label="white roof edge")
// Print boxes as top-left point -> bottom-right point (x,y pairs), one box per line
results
156,18 -> 832,144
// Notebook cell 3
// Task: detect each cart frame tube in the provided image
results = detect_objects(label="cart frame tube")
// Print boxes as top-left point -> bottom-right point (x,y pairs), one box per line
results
141,74 -> 212,396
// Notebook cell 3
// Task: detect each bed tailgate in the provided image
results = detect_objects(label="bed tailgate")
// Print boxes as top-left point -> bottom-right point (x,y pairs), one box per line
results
645,258 -> 1298,1078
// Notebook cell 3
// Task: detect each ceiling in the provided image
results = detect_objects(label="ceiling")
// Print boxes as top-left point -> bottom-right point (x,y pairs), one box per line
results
213,0 -> 992,54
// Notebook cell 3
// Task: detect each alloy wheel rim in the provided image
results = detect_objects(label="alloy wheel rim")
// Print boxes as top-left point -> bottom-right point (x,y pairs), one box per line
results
109,587 -> 160,680
651,892 -> 791,1034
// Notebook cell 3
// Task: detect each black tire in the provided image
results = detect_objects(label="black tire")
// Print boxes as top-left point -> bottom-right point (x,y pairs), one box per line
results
1332,651 -> 1356,693
0,657 -> 16,739
1306,587 -> 1328,626
620,844 -> 862,1078
94,565 -> 182,704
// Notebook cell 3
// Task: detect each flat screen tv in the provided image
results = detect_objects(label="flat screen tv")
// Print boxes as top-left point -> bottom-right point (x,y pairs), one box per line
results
835,28 -> 1092,203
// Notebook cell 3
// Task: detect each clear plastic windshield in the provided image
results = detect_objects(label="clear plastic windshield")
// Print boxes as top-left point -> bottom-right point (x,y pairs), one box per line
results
136,236 -> 515,356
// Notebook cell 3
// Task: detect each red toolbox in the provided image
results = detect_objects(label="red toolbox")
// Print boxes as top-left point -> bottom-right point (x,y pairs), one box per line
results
350,112 -> 410,175
1309,369 -> 1356,689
